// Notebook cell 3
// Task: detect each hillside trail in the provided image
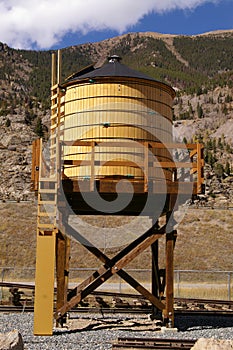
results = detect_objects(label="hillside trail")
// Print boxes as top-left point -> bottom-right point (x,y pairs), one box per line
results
162,37 -> 189,67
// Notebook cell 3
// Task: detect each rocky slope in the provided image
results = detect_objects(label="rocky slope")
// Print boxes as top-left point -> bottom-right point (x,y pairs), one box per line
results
0,31 -> 232,202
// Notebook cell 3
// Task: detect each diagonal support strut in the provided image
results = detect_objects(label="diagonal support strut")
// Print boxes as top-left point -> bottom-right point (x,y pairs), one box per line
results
55,222 -> 166,320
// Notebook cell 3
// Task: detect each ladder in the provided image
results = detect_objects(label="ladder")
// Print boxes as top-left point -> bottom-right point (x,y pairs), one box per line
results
37,176 -> 58,232
34,51 -> 65,335
36,50 -> 65,232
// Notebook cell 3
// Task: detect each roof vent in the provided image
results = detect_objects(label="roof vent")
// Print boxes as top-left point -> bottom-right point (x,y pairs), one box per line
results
108,55 -> 122,63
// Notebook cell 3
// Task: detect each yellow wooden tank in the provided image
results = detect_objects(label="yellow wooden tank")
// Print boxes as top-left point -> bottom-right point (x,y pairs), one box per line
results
60,55 -> 175,183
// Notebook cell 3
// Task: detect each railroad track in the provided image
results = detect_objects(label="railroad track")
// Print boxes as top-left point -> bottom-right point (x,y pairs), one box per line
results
0,305 -> 34,313
1,281 -> 233,305
0,305 -> 150,314
112,337 -> 196,349
0,304 -> 232,317
1,281 -> 233,315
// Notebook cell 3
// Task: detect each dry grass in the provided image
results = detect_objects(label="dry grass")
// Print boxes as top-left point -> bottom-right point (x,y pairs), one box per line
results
1,203 -> 232,300
0,202 -> 37,268
174,283 -> 231,300
174,208 -> 233,271
0,203 -> 233,274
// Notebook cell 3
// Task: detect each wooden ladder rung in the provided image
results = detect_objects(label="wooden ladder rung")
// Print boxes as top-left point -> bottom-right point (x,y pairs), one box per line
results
51,94 -> 58,101
40,177 -> 57,182
38,212 -> 56,217
39,189 -> 57,194
37,223 -> 56,229
51,83 -> 59,90
38,200 -> 56,205
50,124 -> 57,130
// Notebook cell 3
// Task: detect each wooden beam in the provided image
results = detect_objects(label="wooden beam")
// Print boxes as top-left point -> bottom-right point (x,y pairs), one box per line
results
55,223 -> 166,319
152,162 -> 196,168
190,148 -> 197,158
62,140 -> 94,147
164,232 -> 175,325
63,159 -> 197,169
56,231 -> 70,326
151,239 -> 160,318
62,140 -> 202,150
163,223 -> 177,327
65,179 -> 196,195
31,138 -> 41,191
55,227 -> 165,318
63,160 -> 141,167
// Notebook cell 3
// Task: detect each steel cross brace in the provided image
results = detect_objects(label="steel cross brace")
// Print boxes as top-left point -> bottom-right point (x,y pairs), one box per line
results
55,222 -> 166,320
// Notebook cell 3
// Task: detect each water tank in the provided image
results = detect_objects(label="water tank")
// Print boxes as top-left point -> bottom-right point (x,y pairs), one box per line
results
60,55 -> 175,184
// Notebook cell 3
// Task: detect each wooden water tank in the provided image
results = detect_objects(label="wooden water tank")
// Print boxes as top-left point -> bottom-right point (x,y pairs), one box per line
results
60,55 -> 175,184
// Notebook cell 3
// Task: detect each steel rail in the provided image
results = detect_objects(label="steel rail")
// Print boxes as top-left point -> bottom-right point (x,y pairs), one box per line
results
0,305 -> 232,317
1,281 -> 233,315
1,282 -> 233,307
112,337 -> 196,349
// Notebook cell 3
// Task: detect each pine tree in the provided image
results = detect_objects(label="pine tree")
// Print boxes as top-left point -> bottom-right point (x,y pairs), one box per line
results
197,102 -> 203,118
183,137 -> 188,144
214,163 -> 224,179
225,161 -> 231,175
34,117 -> 44,138
5,118 -> 11,127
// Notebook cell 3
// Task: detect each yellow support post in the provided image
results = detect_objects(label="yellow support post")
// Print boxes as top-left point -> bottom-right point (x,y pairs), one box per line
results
34,231 -> 56,336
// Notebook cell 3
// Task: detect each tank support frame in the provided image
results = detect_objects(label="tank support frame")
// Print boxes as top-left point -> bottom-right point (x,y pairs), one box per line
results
32,51 -> 204,335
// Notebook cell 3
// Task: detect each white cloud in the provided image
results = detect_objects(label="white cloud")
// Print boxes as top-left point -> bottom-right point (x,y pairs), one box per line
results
0,0 -> 222,49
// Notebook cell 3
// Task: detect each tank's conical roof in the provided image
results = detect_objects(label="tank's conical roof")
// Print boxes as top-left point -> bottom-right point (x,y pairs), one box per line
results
65,55 -> 159,84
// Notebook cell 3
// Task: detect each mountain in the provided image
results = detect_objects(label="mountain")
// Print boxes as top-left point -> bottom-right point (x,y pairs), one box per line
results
0,31 -> 232,202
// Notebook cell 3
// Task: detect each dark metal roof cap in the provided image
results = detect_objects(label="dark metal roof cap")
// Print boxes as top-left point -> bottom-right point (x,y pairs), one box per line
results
65,55 -> 159,83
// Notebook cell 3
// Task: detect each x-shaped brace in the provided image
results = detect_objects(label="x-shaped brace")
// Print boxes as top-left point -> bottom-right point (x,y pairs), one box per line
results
55,222 -> 166,320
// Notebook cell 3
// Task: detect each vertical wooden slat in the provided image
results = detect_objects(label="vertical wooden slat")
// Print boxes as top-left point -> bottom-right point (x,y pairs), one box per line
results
90,141 -> 95,191
197,143 -> 204,193
57,50 -> 62,85
34,231 -> 56,335
51,53 -> 56,87
31,138 -> 41,191
144,141 -> 149,192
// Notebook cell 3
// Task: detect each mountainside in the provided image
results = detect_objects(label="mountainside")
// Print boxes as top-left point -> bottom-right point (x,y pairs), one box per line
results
0,31 -> 232,202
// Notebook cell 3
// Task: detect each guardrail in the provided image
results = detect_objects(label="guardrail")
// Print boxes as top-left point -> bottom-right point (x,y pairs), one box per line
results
0,267 -> 232,302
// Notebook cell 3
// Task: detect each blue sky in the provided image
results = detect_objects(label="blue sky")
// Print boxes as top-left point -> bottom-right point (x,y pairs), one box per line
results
0,0 -> 232,50
56,0 -> 233,50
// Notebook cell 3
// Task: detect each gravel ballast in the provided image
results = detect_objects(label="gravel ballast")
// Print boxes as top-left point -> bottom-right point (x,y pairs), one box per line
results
0,312 -> 233,349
